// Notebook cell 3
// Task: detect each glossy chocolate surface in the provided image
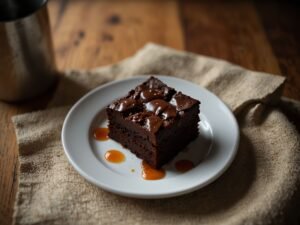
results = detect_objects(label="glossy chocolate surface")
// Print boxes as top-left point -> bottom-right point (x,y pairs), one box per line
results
106,77 -> 201,168
108,77 -> 200,133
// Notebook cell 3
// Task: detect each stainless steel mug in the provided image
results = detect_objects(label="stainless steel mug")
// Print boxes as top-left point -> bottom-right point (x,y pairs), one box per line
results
0,0 -> 56,101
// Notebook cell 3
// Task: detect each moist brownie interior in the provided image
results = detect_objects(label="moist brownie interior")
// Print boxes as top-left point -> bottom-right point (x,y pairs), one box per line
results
106,76 -> 200,168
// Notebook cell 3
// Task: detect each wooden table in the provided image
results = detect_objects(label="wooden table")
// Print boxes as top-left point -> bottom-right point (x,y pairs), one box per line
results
1,0 -> 299,224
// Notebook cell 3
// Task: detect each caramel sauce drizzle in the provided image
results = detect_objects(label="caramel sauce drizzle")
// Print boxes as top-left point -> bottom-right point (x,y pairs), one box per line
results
93,127 -> 109,141
105,150 -> 125,163
141,160 -> 165,180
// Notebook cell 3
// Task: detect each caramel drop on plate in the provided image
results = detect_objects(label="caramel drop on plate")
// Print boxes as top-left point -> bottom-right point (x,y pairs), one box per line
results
175,160 -> 195,172
93,127 -> 109,141
141,161 -> 165,180
105,150 -> 125,163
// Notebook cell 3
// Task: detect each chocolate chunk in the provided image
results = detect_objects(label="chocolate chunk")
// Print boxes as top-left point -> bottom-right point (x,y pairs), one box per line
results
145,99 -> 177,119
170,92 -> 199,111
132,77 -> 175,102
127,112 -> 163,133
144,115 -> 163,133
110,98 -> 137,112
140,89 -> 164,102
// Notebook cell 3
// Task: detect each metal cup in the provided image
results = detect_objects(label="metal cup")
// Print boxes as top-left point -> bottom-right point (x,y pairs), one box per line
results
0,0 -> 56,101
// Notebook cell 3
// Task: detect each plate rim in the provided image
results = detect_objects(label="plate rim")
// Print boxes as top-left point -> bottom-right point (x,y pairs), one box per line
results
61,75 -> 240,199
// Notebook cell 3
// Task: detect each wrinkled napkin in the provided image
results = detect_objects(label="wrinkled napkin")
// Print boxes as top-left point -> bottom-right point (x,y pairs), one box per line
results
13,44 -> 300,225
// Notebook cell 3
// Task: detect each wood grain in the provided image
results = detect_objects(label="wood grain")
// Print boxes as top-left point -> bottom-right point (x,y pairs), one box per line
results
255,1 -> 300,99
0,0 -> 299,224
0,105 -> 19,225
182,0 -> 281,74
49,0 -> 184,70
0,93 -> 53,225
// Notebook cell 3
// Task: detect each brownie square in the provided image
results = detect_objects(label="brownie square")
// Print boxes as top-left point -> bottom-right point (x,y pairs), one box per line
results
106,76 -> 200,169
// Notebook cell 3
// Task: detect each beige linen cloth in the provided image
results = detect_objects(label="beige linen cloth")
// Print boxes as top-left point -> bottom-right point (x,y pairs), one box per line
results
12,44 -> 300,225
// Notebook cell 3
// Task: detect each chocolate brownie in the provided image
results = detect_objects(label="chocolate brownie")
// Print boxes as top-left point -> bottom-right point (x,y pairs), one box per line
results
106,76 -> 200,169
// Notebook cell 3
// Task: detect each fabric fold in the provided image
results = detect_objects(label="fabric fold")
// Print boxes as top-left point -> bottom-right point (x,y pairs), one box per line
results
49,44 -> 285,112
12,44 -> 300,225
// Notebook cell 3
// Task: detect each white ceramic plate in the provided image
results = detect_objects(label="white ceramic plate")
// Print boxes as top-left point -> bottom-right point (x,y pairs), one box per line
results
62,75 -> 239,199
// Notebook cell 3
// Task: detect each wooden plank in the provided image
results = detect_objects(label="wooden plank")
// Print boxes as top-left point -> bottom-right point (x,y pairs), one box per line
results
49,0 -> 184,70
0,105 -> 19,225
0,94 -> 53,225
0,0 -> 184,224
181,0 -> 282,75
255,1 -> 300,100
